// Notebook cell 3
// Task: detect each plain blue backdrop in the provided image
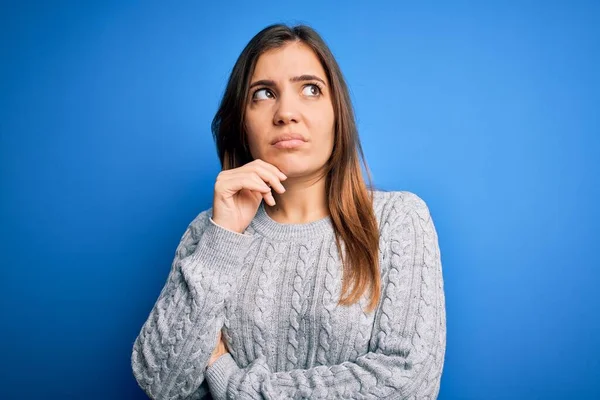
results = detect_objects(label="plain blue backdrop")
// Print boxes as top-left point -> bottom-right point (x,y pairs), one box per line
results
1,1 -> 598,399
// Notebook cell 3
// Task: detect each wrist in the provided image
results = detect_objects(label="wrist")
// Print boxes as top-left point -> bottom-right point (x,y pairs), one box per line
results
210,217 -> 244,234
208,352 -> 226,368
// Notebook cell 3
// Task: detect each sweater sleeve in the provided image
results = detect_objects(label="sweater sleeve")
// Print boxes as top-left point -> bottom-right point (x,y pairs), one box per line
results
204,192 -> 447,399
131,210 -> 254,400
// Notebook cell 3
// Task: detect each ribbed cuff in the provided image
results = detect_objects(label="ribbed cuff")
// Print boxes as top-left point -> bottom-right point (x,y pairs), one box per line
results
187,218 -> 254,275
205,353 -> 239,400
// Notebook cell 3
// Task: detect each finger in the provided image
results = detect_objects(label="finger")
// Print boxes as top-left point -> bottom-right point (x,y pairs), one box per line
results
217,175 -> 271,196
253,159 -> 287,181
263,191 -> 276,206
229,167 -> 284,194
251,166 -> 286,194
249,176 -> 276,206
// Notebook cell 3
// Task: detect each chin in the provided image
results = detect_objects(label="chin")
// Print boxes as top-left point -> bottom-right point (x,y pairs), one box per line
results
255,151 -> 328,177
276,160 -> 327,179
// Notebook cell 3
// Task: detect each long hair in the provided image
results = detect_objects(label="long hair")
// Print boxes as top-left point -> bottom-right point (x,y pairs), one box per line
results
211,24 -> 381,312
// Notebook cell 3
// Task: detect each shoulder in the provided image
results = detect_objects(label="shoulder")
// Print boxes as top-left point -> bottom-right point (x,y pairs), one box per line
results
173,207 -> 214,259
374,190 -> 442,277
371,189 -> 433,227
187,207 -> 214,239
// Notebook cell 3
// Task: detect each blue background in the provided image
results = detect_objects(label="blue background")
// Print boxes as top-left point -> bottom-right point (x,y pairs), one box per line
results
1,1 -> 598,399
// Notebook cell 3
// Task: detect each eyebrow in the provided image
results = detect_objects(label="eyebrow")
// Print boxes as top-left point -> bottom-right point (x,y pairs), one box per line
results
249,74 -> 327,90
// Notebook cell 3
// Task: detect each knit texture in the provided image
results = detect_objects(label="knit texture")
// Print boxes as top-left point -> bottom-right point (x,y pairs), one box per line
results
131,190 -> 447,399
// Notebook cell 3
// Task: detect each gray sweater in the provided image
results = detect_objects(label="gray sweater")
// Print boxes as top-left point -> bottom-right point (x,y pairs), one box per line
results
131,190 -> 447,399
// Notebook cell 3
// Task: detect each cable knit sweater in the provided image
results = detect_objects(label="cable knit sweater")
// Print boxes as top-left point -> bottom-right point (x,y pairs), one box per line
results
131,190 -> 446,399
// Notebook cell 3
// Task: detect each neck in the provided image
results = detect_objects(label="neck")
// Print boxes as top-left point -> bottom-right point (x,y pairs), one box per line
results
265,170 -> 328,224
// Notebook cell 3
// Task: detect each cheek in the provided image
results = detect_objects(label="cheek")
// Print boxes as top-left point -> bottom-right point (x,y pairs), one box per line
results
323,102 -> 335,128
245,105 -> 273,128
314,106 -> 335,141
245,130 -> 262,159
307,110 -> 335,161
244,112 -> 265,151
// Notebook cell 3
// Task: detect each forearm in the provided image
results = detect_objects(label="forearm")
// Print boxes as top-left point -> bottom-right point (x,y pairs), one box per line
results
205,343 -> 444,400
203,192 -> 447,400
132,216 -> 253,400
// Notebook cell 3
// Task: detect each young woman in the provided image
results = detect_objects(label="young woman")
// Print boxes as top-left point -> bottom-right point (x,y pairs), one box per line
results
131,24 -> 446,399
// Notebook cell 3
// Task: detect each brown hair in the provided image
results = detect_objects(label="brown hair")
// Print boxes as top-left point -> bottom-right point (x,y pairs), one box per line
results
211,24 -> 381,312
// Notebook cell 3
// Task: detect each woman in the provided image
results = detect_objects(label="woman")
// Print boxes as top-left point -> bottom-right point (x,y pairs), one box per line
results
131,23 -> 446,399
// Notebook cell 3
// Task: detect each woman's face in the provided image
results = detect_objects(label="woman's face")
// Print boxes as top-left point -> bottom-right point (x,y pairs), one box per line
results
244,41 -> 335,178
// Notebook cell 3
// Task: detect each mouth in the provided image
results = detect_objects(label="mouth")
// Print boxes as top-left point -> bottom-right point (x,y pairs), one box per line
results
271,134 -> 307,149
271,134 -> 306,144
272,139 -> 306,149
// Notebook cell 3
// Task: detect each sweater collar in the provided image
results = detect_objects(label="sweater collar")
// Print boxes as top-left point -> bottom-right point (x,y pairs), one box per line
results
250,200 -> 334,241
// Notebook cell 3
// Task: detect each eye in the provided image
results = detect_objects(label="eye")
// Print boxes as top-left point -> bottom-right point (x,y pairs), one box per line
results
252,88 -> 274,100
302,84 -> 322,97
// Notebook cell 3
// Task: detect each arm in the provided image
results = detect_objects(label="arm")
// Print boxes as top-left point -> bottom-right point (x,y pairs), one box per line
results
131,210 -> 254,400
204,192 -> 447,399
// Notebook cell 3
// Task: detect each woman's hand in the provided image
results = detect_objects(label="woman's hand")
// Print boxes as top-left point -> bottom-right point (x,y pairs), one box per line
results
207,330 -> 229,368
212,159 -> 287,234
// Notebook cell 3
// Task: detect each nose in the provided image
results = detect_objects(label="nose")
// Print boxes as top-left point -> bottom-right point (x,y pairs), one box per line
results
273,91 -> 301,125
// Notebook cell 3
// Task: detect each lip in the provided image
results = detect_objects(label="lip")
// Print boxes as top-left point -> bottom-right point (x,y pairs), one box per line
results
271,133 -> 306,145
273,139 -> 306,149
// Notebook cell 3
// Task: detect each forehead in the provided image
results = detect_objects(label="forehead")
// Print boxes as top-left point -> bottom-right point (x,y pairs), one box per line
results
251,41 -> 327,81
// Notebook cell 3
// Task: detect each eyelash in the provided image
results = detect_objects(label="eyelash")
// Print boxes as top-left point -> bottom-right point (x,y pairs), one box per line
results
252,83 -> 324,100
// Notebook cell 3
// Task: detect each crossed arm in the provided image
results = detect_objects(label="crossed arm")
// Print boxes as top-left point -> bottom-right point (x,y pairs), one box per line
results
131,193 -> 446,400
203,193 -> 447,399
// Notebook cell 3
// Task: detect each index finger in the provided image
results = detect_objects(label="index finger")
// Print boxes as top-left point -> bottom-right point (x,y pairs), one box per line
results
254,159 -> 287,180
